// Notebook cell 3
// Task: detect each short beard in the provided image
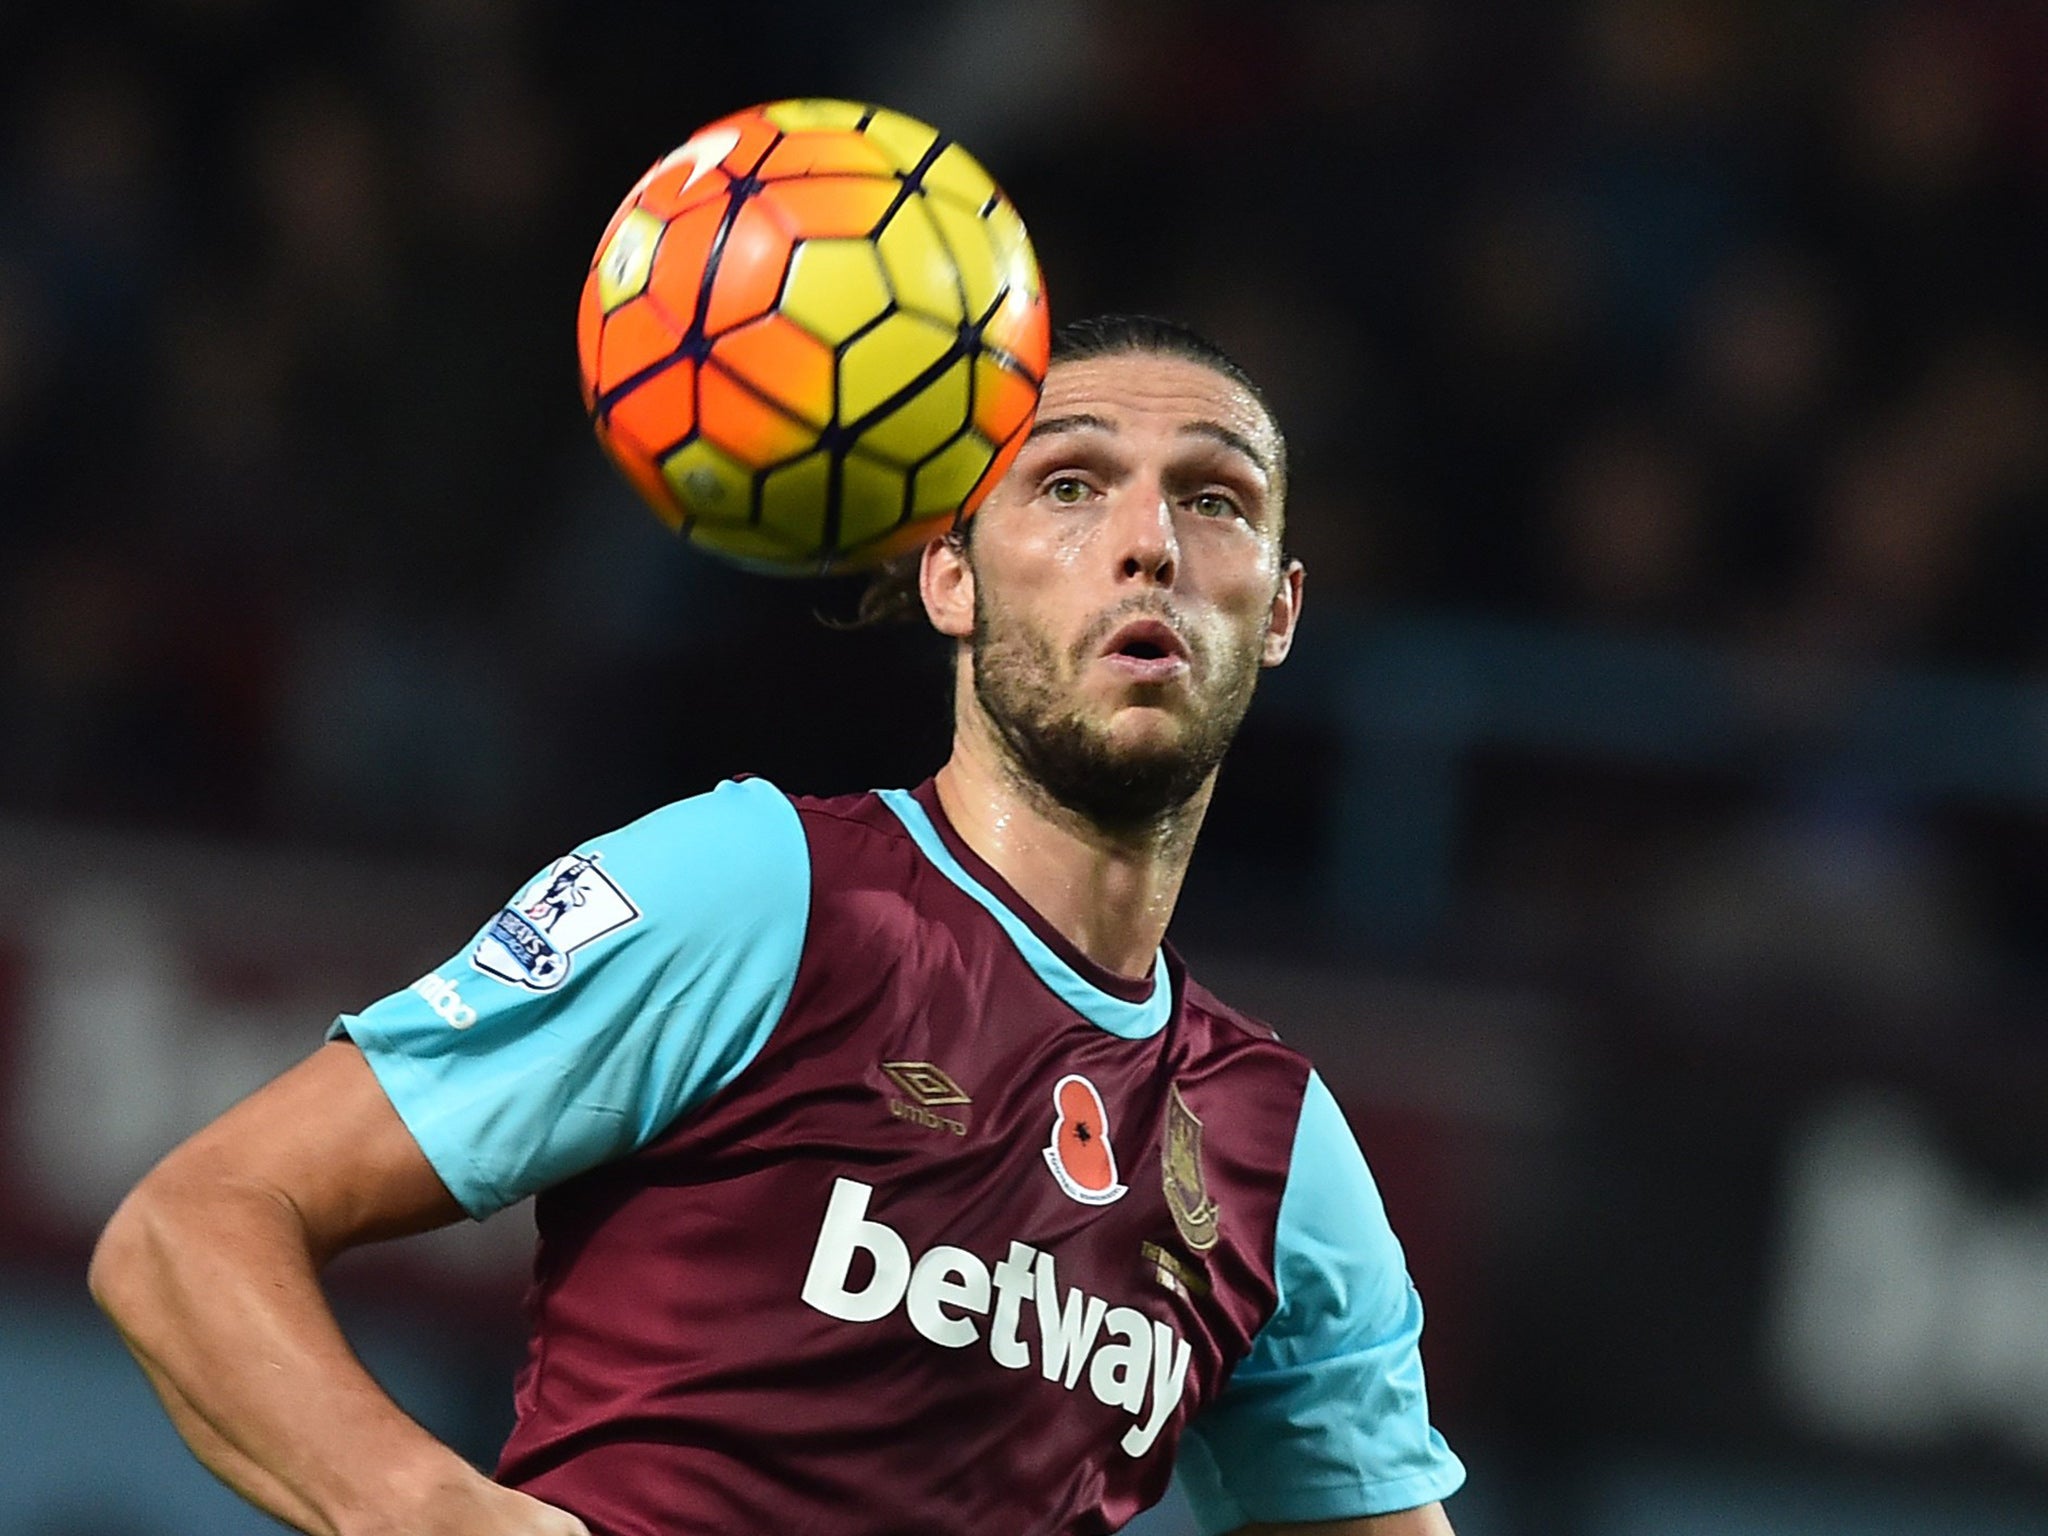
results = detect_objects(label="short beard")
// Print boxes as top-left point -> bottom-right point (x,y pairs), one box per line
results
968,590 -> 1263,835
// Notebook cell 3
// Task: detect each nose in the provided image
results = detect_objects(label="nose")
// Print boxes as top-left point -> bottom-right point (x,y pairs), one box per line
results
1111,478 -> 1179,588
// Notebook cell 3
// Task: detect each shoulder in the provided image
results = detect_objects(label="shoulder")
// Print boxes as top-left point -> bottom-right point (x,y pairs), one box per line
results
518,776 -> 812,960
780,786 -> 945,903
614,773 -> 802,847
616,778 -> 920,869
586,775 -> 808,893
1179,972 -> 1288,1048
785,784 -> 916,851
1177,967 -> 1314,1111
1172,966 -> 1320,1176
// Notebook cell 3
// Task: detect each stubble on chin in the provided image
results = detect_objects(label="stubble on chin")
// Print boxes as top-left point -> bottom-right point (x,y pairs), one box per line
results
966,594 -> 1263,835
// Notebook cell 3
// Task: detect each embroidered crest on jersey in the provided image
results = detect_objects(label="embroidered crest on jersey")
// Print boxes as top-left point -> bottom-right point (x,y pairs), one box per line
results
471,851 -> 640,992
1162,1083 -> 1221,1251
1044,1074 -> 1127,1206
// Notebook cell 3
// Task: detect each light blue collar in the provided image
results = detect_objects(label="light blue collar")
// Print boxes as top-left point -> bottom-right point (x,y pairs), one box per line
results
878,789 -> 1172,1039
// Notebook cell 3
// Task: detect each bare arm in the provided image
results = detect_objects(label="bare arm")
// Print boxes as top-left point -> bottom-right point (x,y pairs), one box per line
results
1232,1504 -> 1457,1536
88,1039 -> 587,1536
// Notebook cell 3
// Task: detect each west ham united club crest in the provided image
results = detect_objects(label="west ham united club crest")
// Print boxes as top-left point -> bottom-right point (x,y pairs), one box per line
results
1163,1083 -> 1220,1252
471,852 -> 640,992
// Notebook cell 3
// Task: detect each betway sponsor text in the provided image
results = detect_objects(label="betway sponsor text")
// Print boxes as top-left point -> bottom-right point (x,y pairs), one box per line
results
800,1178 -> 1193,1456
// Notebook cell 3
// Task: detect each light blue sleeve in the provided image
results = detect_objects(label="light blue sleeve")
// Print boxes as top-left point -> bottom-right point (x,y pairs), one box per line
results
329,776 -> 809,1219
1172,1071 -> 1465,1531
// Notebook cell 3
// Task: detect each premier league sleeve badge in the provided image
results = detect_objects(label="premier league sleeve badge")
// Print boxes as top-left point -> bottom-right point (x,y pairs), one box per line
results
471,852 -> 641,992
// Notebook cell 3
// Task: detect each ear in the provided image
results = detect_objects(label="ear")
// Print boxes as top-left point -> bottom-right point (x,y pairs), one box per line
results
920,529 -> 975,640
1260,557 -> 1305,667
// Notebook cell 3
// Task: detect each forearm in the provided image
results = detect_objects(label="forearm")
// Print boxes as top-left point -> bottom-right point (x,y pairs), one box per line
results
122,1339 -> 327,1531
89,1172 -> 482,1536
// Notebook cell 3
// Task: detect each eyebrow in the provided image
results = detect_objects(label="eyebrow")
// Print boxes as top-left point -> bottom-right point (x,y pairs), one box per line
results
1179,420 -> 1271,477
1024,413 -> 1273,476
1024,412 -> 1115,442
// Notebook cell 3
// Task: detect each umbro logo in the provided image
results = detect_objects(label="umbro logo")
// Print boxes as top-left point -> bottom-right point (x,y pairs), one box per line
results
884,1061 -> 970,1107
883,1060 -> 970,1137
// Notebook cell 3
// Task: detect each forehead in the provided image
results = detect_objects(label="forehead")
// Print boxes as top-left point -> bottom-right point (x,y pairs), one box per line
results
1033,352 -> 1278,467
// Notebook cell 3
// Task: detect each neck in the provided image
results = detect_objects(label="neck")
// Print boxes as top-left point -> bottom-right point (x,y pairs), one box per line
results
933,705 -> 1211,981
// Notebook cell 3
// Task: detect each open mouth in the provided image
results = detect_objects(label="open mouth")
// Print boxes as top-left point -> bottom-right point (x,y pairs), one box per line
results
1097,618 -> 1196,684
1102,618 -> 1187,660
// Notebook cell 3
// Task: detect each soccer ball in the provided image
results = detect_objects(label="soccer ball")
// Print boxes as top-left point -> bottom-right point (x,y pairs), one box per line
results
577,99 -> 1051,575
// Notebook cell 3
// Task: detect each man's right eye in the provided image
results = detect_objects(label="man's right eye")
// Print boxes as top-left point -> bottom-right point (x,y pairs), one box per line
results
1046,476 -> 1090,505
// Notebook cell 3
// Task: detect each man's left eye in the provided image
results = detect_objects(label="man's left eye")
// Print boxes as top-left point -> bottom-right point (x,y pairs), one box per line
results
1191,492 -> 1240,519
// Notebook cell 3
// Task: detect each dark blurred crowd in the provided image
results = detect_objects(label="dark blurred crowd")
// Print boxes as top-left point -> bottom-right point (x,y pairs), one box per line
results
1001,0 -> 2048,666
2,0 -> 2044,909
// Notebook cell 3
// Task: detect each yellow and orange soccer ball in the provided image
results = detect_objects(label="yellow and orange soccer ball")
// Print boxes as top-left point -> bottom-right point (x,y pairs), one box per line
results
577,99 -> 1051,575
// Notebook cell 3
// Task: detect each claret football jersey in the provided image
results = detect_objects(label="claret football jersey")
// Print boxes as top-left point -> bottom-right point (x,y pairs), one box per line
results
335,777 -> 1464,1536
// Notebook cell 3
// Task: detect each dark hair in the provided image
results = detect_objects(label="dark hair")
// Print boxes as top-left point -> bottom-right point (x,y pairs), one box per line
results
842,314 -> 1286,628
1046,314 -> 1287,488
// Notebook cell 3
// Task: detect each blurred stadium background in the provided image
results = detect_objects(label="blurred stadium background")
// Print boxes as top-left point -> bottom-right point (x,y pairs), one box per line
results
3,1 -> 2046,1531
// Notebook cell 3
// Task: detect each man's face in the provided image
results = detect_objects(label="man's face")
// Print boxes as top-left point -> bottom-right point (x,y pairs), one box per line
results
927,350 -> 1304,829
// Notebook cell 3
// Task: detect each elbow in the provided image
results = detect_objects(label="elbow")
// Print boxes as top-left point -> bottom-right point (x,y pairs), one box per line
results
89,1172 -> 187,1333
88,1184 -> 155,1324
90,1159 -> 310,1329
